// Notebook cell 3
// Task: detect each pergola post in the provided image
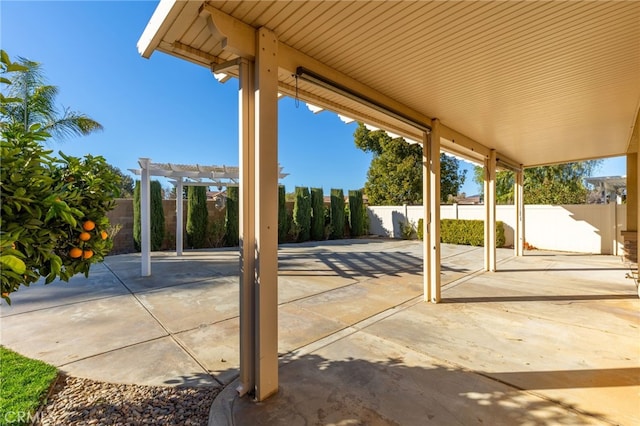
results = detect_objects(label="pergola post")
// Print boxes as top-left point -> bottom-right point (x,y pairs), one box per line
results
484,150 -> 497,271
424,119 -> 441,303
514,168 -> 524,257
253,27 -> 279,401
176,177 -> 184,256
139,157 -> 151,276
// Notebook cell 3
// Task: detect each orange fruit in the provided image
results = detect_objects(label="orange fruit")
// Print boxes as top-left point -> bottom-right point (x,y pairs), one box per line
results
69,247 -> 83,258
1,292 -> 8,298
82,220 -> 96,231
82,250 -> 94,259
100,230 -> 108,240
79,232 -> 91,241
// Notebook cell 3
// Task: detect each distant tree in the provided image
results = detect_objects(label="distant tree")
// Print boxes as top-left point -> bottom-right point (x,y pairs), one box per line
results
3,56 -> 102,141
133,180 -> 165,251
354,123 -> 466,204
150,181 -> 165,251
440,154 -> 467,202
473,160 -> 602,204
293,186 -> 311,242
348,189 -> 365,237
330,188 -> 345,239
310,188 -> 324,240
278,185 -> 288,243
186,186 -> 208,248
105,165 -> 134,198
225,186 -> 239,247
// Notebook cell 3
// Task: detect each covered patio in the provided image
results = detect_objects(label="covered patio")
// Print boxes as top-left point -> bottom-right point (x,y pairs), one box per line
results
137,0 -> 640,405
1,240 -> 637,424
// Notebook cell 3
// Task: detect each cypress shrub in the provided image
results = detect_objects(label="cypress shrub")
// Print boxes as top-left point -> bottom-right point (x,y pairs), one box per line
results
330,188 -> 345,239
150,180 -> 165,251
225,186 -> 239,246
133,180 -> 165,251
133,181 -> 141,251
348,189 -> 364,237
310,187 -> 324,240
293,186 -> 311,242
186,186 -> 208,248
417,218 -> 424,240
278,185 -> 288,243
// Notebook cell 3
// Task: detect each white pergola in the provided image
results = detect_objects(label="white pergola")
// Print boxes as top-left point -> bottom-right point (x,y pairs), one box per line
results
129,158 -> 288,276
137,1 -> 639,400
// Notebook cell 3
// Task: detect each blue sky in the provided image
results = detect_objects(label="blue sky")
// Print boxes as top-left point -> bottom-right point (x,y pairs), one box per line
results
2,1 -> 626,196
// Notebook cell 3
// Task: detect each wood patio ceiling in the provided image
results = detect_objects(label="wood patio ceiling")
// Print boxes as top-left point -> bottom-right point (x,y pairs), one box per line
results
139,0 -> 640,168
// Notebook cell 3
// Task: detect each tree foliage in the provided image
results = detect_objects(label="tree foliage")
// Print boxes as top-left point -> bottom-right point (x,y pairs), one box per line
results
225,186 -> 239,247
330,188 -> 345,239
293,186 -> 311,242
354,123 -> 466,204
150,181 -> 165,251
2,55 -> 102,141
310,188 -> 324,240
132,180 -> 165,251
473,161 -> 601,204
1,50 -> 118,303
348,190 -> 365,237
278,185 -> 288,243
107,165 -> 134,198
187,186 -> 209,248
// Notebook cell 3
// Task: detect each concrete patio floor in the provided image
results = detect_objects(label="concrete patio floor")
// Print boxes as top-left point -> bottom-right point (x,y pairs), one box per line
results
1,239 -> 638,425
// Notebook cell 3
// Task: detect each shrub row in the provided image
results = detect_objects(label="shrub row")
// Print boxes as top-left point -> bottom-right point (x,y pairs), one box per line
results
132,184 -> 368,252
417,218 -> 505,247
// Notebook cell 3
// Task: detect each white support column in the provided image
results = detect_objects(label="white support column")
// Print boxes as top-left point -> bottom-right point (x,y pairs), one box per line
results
422,131 -> 430,302
253,27 -> 279,401
176,177 -> 184,257
484,150 -> 497,271
428,119 -> 441,302
514,168 -> 524,257
237,57 -> 256,397
140,157 -> 151,276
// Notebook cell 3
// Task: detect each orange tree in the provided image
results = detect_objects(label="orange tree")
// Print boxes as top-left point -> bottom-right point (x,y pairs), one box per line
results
1,51 -> 120,304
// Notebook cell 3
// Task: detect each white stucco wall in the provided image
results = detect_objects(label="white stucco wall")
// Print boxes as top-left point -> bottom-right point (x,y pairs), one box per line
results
367,203 -> 625,255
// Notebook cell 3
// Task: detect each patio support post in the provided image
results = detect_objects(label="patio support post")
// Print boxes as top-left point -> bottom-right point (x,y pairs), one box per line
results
622,153 -> 638,265
139,157 -> 151,276
514,168 -> 524,257
484,150 -> 497,271
237,57 -> 256,397
424,119 -> 441,303
253,27 -> 279,401
176,177 -> 183,256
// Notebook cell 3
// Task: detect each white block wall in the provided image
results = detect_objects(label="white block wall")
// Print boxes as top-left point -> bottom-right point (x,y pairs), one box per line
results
367,203 -> 626,255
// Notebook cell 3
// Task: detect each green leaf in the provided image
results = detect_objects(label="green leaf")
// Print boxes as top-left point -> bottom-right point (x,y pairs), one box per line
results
0,254 -> 26,274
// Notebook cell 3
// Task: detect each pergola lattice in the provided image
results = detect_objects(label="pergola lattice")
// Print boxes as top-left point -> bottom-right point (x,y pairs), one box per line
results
130,158 -> 288,275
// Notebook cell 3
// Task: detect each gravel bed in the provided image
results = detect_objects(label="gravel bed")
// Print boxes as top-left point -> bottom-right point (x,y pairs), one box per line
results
36,375 -> 220,425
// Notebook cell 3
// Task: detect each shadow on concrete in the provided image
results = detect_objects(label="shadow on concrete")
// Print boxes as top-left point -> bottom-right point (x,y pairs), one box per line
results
222,353 -> 608,425
444,294 -> 638,303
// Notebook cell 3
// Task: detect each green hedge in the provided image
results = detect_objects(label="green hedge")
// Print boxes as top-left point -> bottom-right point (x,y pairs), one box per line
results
150,181 -> 165,251
133,180 -> 165,252
310,187 -> 324,240
278,185 -> 288,243
330,188 -> 345,239
348,189 -> 364,237
294,186 -> 311,242
225,186 -> 239,247
417,218 -> 505,247
187,186 -> 208,249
